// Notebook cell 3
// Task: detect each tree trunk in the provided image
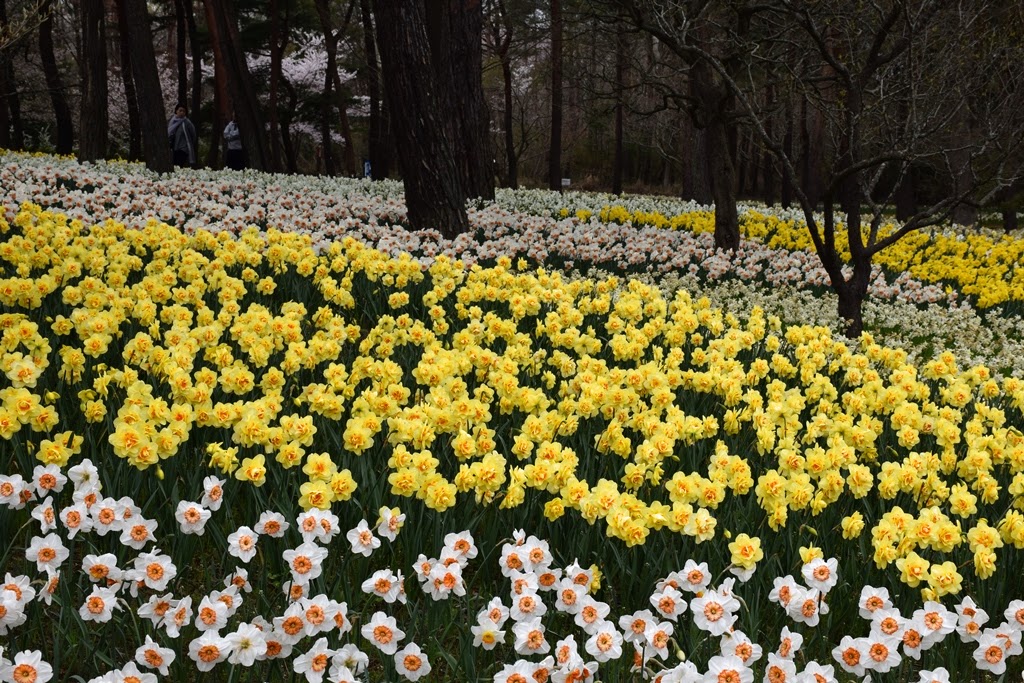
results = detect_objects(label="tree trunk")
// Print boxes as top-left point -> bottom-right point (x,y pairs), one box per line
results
39,0 -> 74,155
837,225 -> 872,339
836,279 -> 867,338
894,165 -> 917,222
0,56 -> 23,149
268,0 -> 284,170
801,95 -> 824,209
205,0 -> 273,171
79,0 -> 108,162
430,0 -> 493,200
116,0 -> 142,160
1004,210 -> 1019,233
203,0 -> 229,168
951,161 -> 978,226
548,0 -> 562,191
360,0 -> 390,179
761,87 -> 776,206
737,130 -> 753,198
707,118 -> 739,251
280,76 -> 298,173
320,69 -> 336,175
315,0 -> 357,176
0,0 -> 21,149
691,59 -> 739,251
612,13 -> 625,196
680,117 -> 712,204
184,0 -> 203,130
120,0 -> 171,172
501,58 -> 516,188
780,109 -> 793,209
174,0 -> 188,107
373,0 -> 469,238
0,60 -> 9,149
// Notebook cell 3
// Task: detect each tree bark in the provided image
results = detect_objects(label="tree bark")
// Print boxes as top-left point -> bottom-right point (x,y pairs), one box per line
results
79,0 -> 108,162
548,0 -> 562,190
203,0 -> 229,168
315,0 -> 357,176
280,76 -> 298,173
707,118 -> 739,251
39,0 -> 74,155
360,0 -> 390,179
951,158 -> 978,226
780,108 -> 793,208
1004,210 -> 1018,233
373,0 -> 469,238
0,0 -> 22,149
691,60 -> 739,250
428,0 -> 494,200
501,58 -> 516,188
761,87 -> 776,205
0,60 -> 9,148
612,13 -> 625,195
0,56 -> 22,149
894,165 -> 917,222
184,0 -> 203,130
174,0 -> 188,108
268,0 -> 284,170
116,0 -> 142,160
319,69 -> 336,175
801,95 -> 824,209
205,0 -> 273,171
121,0 -> 172,172
680,117 -> 712,204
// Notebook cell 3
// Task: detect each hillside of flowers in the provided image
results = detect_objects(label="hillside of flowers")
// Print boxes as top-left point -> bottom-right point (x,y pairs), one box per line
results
4,151 -> 1023,378
2,151 -> 1024,682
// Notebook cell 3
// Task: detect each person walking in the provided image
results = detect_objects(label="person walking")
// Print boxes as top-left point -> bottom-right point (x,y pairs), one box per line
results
167,104 -> 197,168
223,115 -> 246,170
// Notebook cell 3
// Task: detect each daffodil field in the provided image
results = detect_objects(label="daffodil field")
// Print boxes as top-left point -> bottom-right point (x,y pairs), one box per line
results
1,151 -> 1024,683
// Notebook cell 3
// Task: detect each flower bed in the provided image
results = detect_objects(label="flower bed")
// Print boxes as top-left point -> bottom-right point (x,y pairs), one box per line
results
1,154 -> 1023,681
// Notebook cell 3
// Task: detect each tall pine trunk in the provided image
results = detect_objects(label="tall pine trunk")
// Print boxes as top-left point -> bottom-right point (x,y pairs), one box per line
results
280,76 -> 298,173
680,118 -> 712,204
319,68 -> 336,175
203,0 -> 229,168
184,0 -> 203,128
707,118 -> 739,251
205,0 -> 273,171
373,0 -> 468,238
315,0 -> 357,176
116,0 -> 142,160
780,107 -> 793,208
501,59 -> 516,188
548,0 -> 562,190
39,0 -> 74,154
120,0 -> 172,172
174,0 -> 188,107
0,0 -> 23,149
612,14 -> 625,195
429,0 -> 493,200
1004,210 -> 1019,233
361,0 -> 390,179
691,61 -> 739,251
268,0 -> 284,170
79,0 -> 108,162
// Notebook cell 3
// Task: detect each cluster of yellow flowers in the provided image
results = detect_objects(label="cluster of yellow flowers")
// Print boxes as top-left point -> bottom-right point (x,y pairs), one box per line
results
2,202 -> 1024,597
593,205 -> 1024,307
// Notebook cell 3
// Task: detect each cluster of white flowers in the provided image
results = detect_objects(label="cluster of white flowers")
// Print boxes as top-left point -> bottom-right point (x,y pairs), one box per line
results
4,459 -> 1024,681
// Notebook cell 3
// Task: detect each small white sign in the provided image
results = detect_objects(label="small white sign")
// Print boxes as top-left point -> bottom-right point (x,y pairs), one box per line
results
561,178 -> 571,188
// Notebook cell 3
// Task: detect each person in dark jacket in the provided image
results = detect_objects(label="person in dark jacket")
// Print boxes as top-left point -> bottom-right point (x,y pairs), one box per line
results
168,104 -> 197,168
223,115 -> 246,170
